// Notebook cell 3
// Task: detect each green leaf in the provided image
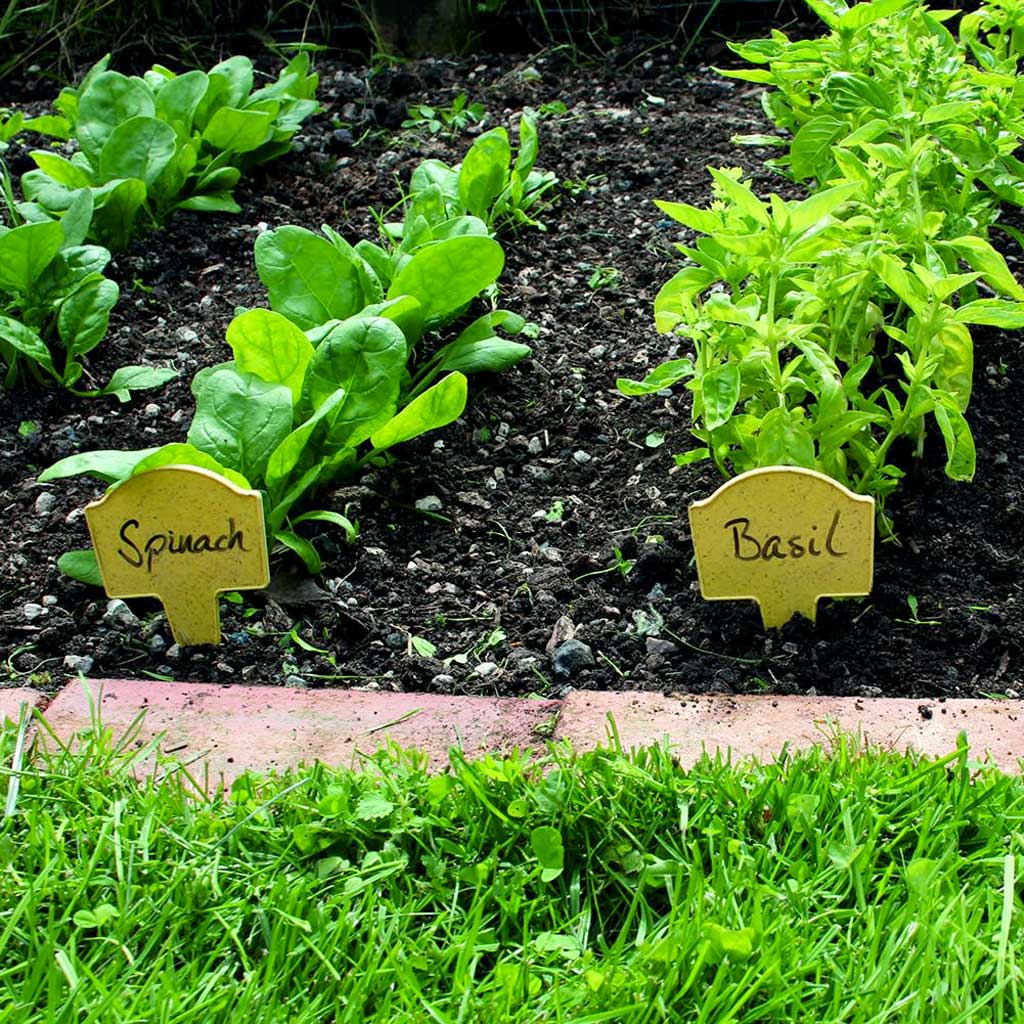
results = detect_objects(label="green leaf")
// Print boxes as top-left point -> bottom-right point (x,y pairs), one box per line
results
387,236 -> 504,327
264,389 -> 347,498
458,127 -> 511,221
932,395 -> 976,482
0,221 -> 64,293
757,407 -> 816,468
530,825 -> 564,882
922,101 -> 975,125
946,236 -> 1024,300
432,311 -> 530,375
708,168 -> 770,227
701,363 -> 741,430
99,116 -> 177,186
39,448 -> 159,483
58,549 -> 102,587
305,317 -> 406,447
291,509 -> 358,544
790,116 -> 845,180
703,923 -> 756,961
654,199 -> 721,234
273,529 -> 321,573
58,275 -> 119,361
617,358 -> 695,396
255,226 -> 369,330
28,151 -> 91,188
77,71 -> 155,166
79,364 -> 177,402
674,447 -> 711,466
0,315 -> 56,378
355,793 -> 395,821
202,106 -> 273,153
871,252 -> 926,314
821,71 -> 891,114
905,858 -> 942,899
953,299 -> 1024,327
208,55 -> 254,109
123,444 -> 249,491
370,372 -> 468,452
227,308 -> 314,403
785,182 -> 861,236
188,368 -> 293,482
90,177 -> 147,251
154,69 -> 209,133
173,193 -> 241,214
933,320 -> 973,411
654,267 -> 716,333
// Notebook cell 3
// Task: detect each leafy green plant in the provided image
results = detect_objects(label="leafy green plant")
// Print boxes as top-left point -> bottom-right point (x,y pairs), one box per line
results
19,52 -> 319,250
722,0 -> 1024,235
960,0 -> 1024,68
42,123 -> 549,577
624,0 -> 1024,533
622,168 -> 1024,527
384,112 -> 556,234
0,182 -> 174,393
401,93 -> 486,135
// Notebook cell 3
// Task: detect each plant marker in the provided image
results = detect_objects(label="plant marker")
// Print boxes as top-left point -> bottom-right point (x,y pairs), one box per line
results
688,467 -> 874,628
85,466 -> 269,646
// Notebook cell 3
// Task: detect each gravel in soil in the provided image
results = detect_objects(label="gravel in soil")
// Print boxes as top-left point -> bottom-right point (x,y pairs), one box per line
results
1,43 -> 1022,700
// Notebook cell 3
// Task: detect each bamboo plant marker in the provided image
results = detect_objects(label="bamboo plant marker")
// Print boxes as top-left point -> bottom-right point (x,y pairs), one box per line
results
85,465 -> 269,646
688,467 -> 875,628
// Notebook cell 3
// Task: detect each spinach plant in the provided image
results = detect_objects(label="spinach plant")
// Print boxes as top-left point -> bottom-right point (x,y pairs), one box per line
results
385,113 -> 556,234
43,301 -> 530,575
20,52 -> 319,250
43,124 -> 544,578
0,181 -> 174,394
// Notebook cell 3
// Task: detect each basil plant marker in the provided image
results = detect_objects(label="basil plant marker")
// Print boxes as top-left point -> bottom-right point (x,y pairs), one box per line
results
85,466 -> 269,646
688,467 -> 874,628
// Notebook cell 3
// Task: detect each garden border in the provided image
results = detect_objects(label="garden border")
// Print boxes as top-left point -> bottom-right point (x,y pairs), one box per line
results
3,679 -> 1020,782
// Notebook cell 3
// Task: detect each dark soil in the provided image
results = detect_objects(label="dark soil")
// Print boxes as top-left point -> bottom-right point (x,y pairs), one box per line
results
2,42 -> 1022,700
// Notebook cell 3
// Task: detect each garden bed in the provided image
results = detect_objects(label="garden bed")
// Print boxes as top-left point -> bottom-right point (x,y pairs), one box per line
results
1,42 -> 1022,699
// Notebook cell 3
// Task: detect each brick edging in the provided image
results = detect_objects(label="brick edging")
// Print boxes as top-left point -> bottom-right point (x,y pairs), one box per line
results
5,680 -> 1021,782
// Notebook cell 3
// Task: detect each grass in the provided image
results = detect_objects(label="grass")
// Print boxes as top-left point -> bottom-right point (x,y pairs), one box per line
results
1,709 -> 1022,1022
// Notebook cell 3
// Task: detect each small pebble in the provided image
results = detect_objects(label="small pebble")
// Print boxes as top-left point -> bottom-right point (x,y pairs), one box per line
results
475,661 -> 500,678
22,603 -> 46,621
415,495 -> 444,512
34,492 -> 57,515
552,639 -> 595,677
144,403 -> 160,418
174,326 -> 198,343
103,599 -> 140,630
63,654 -> 94,674
285,674 -> 308,688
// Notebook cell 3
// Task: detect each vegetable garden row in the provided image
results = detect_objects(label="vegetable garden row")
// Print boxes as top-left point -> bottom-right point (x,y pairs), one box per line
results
2,0 -> 1023,696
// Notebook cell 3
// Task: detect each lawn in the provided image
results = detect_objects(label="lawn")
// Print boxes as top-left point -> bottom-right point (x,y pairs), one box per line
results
2,711 -> 1022,1022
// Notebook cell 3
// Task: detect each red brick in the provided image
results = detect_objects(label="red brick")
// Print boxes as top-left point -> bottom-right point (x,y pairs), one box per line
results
0,688 -> 43,724
41,679 -> 562,787
554,691 -> 1023,772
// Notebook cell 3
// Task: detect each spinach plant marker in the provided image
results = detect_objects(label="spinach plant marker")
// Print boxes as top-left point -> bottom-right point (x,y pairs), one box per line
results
688,467 -> 874,628
85,466 -> 269,646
